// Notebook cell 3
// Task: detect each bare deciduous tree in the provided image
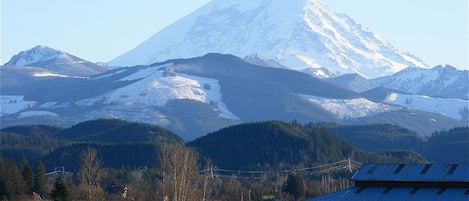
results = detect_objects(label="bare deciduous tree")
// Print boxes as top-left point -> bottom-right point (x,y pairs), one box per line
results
78,147 -> 103,201
159,144 -> 199,201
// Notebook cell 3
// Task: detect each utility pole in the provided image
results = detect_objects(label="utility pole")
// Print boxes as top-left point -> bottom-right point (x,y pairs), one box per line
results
347,157 -> 352,173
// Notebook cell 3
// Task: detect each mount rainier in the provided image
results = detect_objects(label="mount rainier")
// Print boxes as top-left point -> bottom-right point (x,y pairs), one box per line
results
109,0 -> 427,79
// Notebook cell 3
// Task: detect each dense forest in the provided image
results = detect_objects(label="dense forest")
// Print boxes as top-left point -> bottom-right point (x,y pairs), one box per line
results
0,119 -> 467,201
310,123 -> 468,163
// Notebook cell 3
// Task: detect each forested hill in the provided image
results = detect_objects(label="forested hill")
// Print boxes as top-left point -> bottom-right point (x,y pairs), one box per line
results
318,123 -> 424,151
424,127 -> 469,163
309,123 -> 468,164
1,124 -> 63,136
56,118 -> 183,144
0,119 -> 183,168
188,121 -> 424,170
1,119 -> 466,171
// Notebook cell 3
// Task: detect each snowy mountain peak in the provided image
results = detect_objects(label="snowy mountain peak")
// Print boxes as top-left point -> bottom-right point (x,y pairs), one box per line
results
5,45 -> 65,66
110,0 -> 427,78
4,45 -> 110,76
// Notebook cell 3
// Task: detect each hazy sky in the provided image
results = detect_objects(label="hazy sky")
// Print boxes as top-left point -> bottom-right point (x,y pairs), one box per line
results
2,0 -> 468,69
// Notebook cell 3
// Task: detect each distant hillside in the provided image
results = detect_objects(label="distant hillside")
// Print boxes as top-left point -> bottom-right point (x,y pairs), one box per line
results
349,110 -> 466,137
0,125 -> 65,162
312,123 -> 468,164
57,118 -> 183,144
423,127 -> 469,163
188,121 -> 421,170
1,124 -> 63,136
41,143 -> 162,172
326,73 -> 374,93
321,124 -> 424,152
0,119 -> 183,165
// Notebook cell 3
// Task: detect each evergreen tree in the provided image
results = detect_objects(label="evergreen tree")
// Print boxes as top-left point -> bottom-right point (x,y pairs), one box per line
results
283,173 -> 305,200
0,156 -> 26,199
21,155 -> 34,193
33,160 -> 47,195
51,177 -> 70,201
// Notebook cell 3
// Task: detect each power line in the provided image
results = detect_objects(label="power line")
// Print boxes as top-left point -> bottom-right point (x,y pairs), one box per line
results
200,158 -> 362,179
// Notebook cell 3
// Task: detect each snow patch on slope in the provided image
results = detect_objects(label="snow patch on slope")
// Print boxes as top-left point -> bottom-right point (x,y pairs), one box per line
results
18,111 -> 59,118
0,96 -> 37,117
77,65 -> 239,120
302,95 -> 399,119
32,71 -> 85,78
384,93 -> 469,120
90,69 -> 127,80
39,102 -> 70,109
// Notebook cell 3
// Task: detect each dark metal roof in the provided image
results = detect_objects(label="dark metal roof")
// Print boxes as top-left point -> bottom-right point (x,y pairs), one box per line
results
308,186 -> 469,201
308,164 -> 469,201
352,164 -> 469,182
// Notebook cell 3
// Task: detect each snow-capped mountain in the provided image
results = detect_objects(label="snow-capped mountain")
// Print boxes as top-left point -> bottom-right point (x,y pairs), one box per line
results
110,0 -> 427,78
4,45 -> 109,76
5,45 -> 61,66
1,53 -> 464,140
372,65 -> 469,99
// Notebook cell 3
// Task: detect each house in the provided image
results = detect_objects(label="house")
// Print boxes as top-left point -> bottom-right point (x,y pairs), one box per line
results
306,164 -> 469,201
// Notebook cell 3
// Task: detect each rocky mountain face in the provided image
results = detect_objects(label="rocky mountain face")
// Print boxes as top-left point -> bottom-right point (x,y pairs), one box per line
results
109,0 -> 426,78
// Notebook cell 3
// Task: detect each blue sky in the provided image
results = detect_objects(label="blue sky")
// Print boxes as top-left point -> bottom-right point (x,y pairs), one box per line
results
2,0 -> 467,69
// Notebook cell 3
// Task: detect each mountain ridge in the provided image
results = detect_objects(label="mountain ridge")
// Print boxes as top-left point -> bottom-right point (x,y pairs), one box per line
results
1,52 -> 465,140
372,65 -> 469,99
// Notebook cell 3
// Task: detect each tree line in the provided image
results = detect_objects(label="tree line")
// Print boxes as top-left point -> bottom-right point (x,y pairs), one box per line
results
1,119 -> 466,200
1,144 -> 340,201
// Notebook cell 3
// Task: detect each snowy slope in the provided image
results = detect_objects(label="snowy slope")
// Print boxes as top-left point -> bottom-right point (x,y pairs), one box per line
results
110,0 -> 426,78
383,92 -> 468,121
76,64 -> 239,120
373,65 -> 469,99
0,95 -> 37,116
302,95 -> 399,119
